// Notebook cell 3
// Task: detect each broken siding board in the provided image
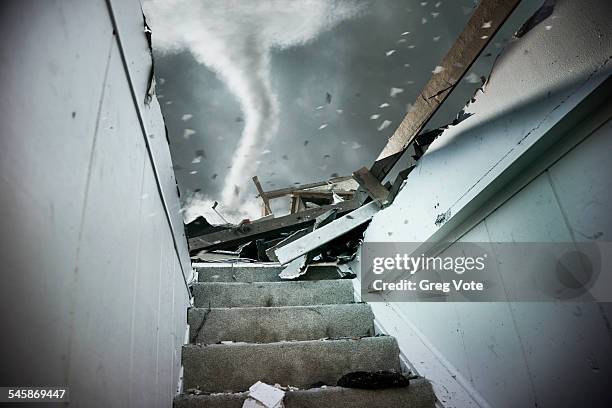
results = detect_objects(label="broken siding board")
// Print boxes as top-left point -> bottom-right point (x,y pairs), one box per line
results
252,175 -> 272,215
353,167 -> 390,203
188,199 -> 360,253
265,228 -> 311,262
370,0 -> 522,180
275,201 -> 381,265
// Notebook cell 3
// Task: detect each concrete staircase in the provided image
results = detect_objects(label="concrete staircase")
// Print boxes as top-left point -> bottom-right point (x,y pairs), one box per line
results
174,264 -> 436,408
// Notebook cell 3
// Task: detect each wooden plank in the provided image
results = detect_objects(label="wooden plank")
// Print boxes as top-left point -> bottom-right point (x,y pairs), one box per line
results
252,175 -> 272,215
370,0 -> 522,180
275,201 -> 380,265
188,199 -> 360,254
353,167 -> 390,203
263,175 -> 354,199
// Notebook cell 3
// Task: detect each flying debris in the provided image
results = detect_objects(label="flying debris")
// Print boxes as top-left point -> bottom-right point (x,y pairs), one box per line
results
464,72 -> 481,83
385,49 -> 397,56
190,170 -> 198,175
183,129 -> 196,139
482,21 -> 492,28
181,113 -> 193,121
433,36 -> 440,42
325,92 -> 332,104
422,17 -> 428,24
379,102 -> 390,108
304,140 -> 309,146
351,141 -> 362,149
431,12 -> 439,18
318,123 -> 329,130
370,114 -> 381,120
378,120 -> 392,131
336,109 -> 344,114
262,149 -> 272,154
401,31 -> 410,35
390,87 -> 404,97
432,65 -> 445,74
315,105 -> 324,110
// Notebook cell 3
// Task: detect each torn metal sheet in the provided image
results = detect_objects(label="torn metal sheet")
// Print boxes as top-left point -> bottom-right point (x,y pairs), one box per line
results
275,201 -> 380,265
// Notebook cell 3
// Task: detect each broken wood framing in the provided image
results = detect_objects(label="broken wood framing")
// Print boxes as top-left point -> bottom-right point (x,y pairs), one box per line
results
188,199 -> 360,254
252,175 -> 272,216
353,166 -> 390,204
370,0 -> 521,180
263,175 -> 354,199
274,201 -> 381,265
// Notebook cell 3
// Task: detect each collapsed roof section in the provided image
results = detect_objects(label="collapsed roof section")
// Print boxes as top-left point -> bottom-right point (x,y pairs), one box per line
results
185,0 -> 526,280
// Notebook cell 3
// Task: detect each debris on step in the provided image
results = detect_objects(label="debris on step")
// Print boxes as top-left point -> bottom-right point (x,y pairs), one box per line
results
242,381 -> 285,408
337,370 -> 411,389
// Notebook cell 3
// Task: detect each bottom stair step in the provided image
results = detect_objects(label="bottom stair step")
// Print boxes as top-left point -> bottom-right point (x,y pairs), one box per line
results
182,337 -> 400,392
174,378 -> 436,408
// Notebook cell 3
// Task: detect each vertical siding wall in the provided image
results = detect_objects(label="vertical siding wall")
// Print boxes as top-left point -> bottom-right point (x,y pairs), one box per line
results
0,1 -> 191,407
358,0 -> 612,407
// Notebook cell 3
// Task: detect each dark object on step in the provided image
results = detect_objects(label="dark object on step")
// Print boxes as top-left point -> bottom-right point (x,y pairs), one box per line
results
337,370 -> 411,389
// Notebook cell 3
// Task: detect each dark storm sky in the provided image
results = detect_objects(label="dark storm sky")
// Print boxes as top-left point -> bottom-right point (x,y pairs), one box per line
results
152,0 -> 539,210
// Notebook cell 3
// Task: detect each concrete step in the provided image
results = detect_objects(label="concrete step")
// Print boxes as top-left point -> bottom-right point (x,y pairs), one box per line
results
188,303 -> 375,344
197,264 -> 341,282
182,336 -> 400,393
191,280 -> 354,308
174,378 -> 436,408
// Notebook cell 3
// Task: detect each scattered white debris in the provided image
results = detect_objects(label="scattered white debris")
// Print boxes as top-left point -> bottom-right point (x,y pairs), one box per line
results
481,35 -> 489,39
190,170 -> 198,175
401,31 -> 410,35
183,129 -> 196,139
181,113 -> 193,121
482,21 -> 492,28
422,17 -> 428,24
379,102 -> 390,108
243,381 -> 285,408
318,123 -> 329,130
336,109 -> 344,114
431,12 -> 439,18
165,100 -> 173,105
378,120 -> 392,131
351,141 -> 362,149
370,114 -> 381,120
390,87 -> 404,97
545,25 -> 552,30
420,1 -> 427,6
397,38 -> 407,43
433,36 -> 440,42
262,149 -> 272,154
408,44 -> 416,49
432,65 -> 445,74
386,49 -> 397,56
404,63 -> 411,67
191,157 -> 201,164
464,72 -> 481,83
315,105 -> 324,110
435,1 -> 442,7
157,77 -> 166,85
332,192 -> 344,204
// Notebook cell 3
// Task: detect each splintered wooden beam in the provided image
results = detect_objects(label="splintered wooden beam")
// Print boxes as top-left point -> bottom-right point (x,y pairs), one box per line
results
263,176 -> 354,199
252,175 -> 272,215
353,167 -> 390,203
188,199 -> 360,254
370,0 -> 522,180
